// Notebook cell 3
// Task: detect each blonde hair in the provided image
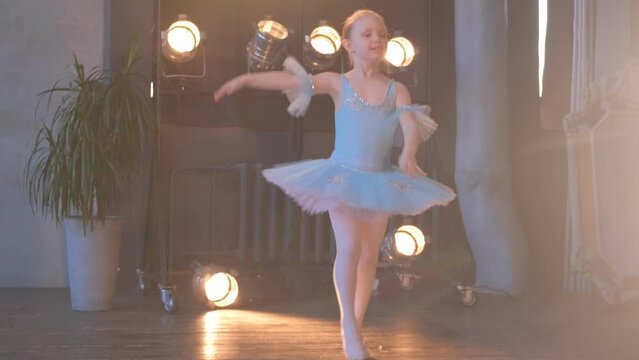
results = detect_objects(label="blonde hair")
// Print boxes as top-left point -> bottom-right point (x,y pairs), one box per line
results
341,9 -> 386,40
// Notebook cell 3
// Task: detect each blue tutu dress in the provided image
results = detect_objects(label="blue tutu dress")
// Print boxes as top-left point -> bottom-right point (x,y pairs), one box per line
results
262,57 -> 456,218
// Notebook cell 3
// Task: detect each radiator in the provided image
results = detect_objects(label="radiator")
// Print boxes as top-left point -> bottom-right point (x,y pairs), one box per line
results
167,163 -> 430,271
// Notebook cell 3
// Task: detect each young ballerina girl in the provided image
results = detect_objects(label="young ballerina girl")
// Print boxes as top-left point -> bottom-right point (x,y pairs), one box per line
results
214,9 -> 455,360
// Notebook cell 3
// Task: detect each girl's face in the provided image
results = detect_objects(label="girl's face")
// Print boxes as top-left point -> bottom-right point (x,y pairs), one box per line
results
343,14 -> 388,64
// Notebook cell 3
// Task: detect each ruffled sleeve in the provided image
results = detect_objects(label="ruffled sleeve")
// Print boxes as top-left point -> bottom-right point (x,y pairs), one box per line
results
393,104 -> 438,147
282,56 -> 314,118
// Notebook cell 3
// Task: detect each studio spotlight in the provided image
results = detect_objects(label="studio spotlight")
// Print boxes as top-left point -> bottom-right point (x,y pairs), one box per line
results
191,261 -> 240,309
385,36 -> 416,68
381,225 -> 429,266
380,225 -> 429,290
303,21 -> 341,71
159,14 -> 207,79
247,17 -> 289,72
162,15 -> 203,63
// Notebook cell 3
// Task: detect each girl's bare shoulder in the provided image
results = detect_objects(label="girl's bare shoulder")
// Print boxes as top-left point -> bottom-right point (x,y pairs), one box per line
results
394,80 -> 412,106
311,72 -> 342,96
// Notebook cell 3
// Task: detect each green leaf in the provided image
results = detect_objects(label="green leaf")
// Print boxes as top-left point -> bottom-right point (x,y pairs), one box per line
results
24,40 -> 152,232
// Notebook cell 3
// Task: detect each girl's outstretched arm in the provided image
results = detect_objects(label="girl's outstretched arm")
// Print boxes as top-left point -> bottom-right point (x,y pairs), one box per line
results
396,82 -> 424,177
214,71 -> 300,102
214,68 -> 341,104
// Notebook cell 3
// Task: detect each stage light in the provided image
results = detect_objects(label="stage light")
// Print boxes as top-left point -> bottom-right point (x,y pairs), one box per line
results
162,15 -> 202,63
205,272 -> 239,308
382,225 -> 429,265
394,225 -> 426,257
247,17 -> 289,72
303,22 -> 341,71
159,14 -> 207,79
385,36 -> 415,68
379,225 -> 429,291
191,261 -> 240,309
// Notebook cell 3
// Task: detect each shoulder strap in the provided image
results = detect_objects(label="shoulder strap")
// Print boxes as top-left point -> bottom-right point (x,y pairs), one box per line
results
387,80 -> 397,104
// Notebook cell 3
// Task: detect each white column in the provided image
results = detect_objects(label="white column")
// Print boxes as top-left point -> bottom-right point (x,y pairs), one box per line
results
454,0 -> 527,295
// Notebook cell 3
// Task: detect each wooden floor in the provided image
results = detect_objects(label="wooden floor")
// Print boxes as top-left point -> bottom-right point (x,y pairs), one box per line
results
1,282 -> 639,360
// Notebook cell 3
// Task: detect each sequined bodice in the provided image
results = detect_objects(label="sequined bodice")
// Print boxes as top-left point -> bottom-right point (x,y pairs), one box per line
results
330,75 -> 399,172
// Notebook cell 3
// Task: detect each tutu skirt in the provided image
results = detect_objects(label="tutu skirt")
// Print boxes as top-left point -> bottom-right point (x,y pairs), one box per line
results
262,157 -> 456,218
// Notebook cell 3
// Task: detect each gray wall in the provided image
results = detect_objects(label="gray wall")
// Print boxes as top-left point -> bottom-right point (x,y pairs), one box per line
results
0,0 -> 105,287
594,0 -> 637,79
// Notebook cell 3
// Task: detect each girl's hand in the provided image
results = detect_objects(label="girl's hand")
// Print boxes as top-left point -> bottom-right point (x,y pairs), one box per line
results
398,151 -> 427,177
214,75 -> 245,102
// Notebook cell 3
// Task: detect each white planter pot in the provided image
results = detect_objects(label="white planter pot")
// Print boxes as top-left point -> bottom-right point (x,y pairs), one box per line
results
63,217 -> 122,311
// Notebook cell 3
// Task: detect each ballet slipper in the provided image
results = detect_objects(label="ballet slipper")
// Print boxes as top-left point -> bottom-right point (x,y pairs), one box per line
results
342,327 -> 371,360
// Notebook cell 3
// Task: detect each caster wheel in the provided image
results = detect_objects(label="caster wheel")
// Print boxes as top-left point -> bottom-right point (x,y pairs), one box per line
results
136,268 -> 152,294
458,285 -> 477,307
398,273 -> 415,290
159,284 -> 178,313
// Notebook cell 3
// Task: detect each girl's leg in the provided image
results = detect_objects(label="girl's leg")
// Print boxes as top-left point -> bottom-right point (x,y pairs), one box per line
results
329,207 -> 369,359
354,212 -> 389,330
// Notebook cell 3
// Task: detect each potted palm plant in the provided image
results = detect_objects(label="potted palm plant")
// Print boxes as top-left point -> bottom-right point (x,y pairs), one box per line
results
24,41 -> 152,311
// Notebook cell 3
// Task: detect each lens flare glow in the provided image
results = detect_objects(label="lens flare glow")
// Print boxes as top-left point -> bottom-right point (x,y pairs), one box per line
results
202,312 -> 220,360
258,20 -> 288,40
310,25 -> 341,55
166,20 -> 201,53
393,225 -> 426,256
204,272 -> 239,308
385,36 -> 415,67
